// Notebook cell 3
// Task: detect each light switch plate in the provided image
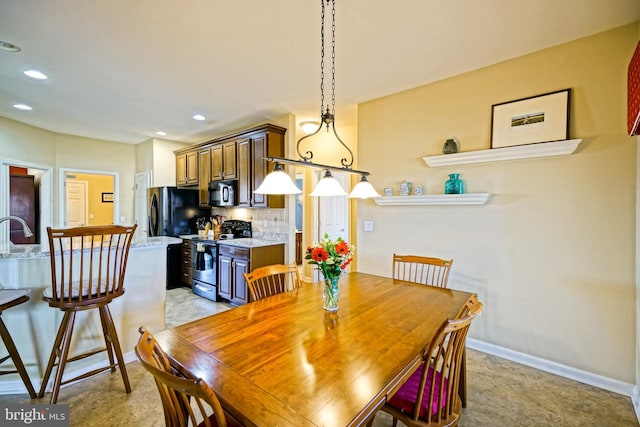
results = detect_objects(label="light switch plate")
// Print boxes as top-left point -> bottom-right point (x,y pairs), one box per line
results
363,220 -> 374,232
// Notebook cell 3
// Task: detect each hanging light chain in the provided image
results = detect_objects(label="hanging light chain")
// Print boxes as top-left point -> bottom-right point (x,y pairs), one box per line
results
330,0 -> 336,116
320,0 -> 326,116
296,0 -> 355,169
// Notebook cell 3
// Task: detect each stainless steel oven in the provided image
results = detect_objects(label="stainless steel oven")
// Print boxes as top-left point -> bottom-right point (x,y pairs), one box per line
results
191,239 -> 218,301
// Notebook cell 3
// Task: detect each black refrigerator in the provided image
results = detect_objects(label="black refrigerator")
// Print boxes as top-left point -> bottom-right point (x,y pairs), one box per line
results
148,186 -> 210,289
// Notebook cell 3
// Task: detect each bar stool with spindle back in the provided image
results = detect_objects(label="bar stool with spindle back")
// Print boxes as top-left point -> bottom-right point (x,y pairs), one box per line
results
0,289 -> 36,398
37,224 -> 137,403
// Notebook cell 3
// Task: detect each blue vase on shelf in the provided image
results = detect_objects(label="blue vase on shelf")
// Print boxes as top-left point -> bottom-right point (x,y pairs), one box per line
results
444,173 -> 464,194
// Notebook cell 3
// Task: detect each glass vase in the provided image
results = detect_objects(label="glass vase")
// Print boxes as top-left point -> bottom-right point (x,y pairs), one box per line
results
444,173 -> 464,194
322,275 -> 340,312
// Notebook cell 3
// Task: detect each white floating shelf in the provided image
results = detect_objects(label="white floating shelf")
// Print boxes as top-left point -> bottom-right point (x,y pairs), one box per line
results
422,139 -> 582,167
374,193 -> 491,206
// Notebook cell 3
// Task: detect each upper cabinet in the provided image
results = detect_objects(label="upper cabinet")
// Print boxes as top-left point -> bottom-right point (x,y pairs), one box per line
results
175,123 -> 286,208
197,148 -> 211,207
237,129 -> 285,208
211,140 -> 237,180
176,151 -> 198,186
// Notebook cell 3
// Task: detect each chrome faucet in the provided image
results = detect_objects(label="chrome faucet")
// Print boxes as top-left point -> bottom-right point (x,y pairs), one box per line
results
0,215 -> 34,238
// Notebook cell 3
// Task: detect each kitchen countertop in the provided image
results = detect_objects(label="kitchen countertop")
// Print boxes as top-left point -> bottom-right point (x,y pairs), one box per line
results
216,238 -> 285,248
0,235 -> 182,259
180,235 -> 285,248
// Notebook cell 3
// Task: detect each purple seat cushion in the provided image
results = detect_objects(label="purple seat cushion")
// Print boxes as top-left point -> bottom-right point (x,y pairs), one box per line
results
387,365 -> 448,418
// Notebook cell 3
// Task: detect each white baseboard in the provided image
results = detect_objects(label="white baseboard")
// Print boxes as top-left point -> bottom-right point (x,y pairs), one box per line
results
0,350 -> 137,396
467,338 -> 634,397
632,386 -> 640,422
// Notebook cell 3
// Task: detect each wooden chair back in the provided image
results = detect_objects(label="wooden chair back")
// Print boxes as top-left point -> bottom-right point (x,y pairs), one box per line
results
382,300 -> 483,426
392,254 -> 453,288
244,263 -> 302,301
135,326 -> 229,427
46,224 -> 136,309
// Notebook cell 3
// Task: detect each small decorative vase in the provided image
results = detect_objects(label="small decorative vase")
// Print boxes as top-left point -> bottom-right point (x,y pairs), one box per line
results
444,173 -> 464,194
322,275 -> 340,312
442,137 -> 459,154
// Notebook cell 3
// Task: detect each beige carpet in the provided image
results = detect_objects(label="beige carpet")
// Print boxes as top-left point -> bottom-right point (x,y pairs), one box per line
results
0,287 -> 636,426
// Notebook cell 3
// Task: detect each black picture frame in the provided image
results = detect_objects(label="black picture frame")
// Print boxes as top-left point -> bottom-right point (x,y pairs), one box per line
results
491,88 -> 570,149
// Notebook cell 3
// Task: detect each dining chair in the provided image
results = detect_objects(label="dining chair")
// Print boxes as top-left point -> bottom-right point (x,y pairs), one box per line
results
38,224 -> 137,403
135,326 -> 240,427
392,254 -> 453,288
244,263 -> 302,301
0,289 -> 36,398
370,298 -> 483,427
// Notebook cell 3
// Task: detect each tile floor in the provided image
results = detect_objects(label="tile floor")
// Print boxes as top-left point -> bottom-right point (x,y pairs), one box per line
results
0,287 -> 637,426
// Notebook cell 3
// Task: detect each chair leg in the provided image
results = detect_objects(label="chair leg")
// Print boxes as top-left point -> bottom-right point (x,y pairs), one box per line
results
100,305 -> 130,393
98,308 -> 116,373
37,311 -> 71,398
460,347 -> 467,408
0,317 -> 36,398
38,311 -> 76,404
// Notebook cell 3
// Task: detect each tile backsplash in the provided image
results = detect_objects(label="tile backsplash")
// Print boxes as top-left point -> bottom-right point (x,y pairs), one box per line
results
211,208 -> 288,242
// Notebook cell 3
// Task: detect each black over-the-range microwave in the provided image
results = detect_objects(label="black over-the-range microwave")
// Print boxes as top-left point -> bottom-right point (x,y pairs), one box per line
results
209,179 -> 237,207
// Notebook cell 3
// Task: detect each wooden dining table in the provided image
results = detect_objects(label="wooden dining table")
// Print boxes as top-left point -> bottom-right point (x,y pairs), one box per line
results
155,272 -> 476,427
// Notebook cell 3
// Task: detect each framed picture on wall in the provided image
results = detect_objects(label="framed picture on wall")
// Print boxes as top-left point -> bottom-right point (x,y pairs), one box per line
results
101,192 -> 114,203
491,88 -> 570,149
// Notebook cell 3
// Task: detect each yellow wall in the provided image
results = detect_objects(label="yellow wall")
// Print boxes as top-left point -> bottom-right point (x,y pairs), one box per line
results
66,173 -> 115,225
357,24 -> 637,383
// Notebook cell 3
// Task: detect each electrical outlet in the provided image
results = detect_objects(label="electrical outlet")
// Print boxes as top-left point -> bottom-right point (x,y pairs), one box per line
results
263,219 -> 269,228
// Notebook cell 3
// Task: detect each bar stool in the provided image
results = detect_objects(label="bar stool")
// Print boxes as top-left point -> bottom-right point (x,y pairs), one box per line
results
38,224 -> 137,404
0,289 -> 36,398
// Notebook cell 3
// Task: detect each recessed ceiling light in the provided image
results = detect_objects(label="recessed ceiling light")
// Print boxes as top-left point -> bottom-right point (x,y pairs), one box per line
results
13,103 -> 32,111
192,114 -> 206,121
0,40 -> 21,52
24,69 -> 48,80
156,131 -> 167,136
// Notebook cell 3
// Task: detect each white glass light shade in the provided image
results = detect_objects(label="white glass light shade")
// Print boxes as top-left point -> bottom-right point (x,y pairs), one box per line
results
310,171 -> 348,197
253,164 -> 302,195
300,121 -> 320,134
348,176 -> 381,199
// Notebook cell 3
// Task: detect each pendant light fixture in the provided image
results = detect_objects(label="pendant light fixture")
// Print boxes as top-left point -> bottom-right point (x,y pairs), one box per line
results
255,0 -> 380,198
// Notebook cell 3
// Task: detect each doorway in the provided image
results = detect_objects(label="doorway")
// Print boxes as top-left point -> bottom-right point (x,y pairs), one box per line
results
65,180 -> 88,227
59,169 -> 118,227
311,170 -> 349,281
0,159 -> 53,244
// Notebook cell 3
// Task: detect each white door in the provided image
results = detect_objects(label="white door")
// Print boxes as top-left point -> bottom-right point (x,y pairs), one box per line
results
314,171 -> 349,281
66,180 -> 88,227
134,171 -> 152,236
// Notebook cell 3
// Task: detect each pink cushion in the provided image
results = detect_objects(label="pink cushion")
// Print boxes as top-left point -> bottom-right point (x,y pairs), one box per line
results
387,365 -> 448,418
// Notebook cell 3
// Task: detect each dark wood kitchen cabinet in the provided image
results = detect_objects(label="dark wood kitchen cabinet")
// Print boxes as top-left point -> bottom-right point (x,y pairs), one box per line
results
211,140 -> 237,180
176,151 -> 198,186
218,243 -> 284,305
236,127 -> 285,208
198,148 -> 211,207
180,239 -> 193,287
175,123 -> 286,207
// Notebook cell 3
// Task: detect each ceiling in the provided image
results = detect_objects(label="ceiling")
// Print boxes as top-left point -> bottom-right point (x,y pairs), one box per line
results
0,0 -> 638,145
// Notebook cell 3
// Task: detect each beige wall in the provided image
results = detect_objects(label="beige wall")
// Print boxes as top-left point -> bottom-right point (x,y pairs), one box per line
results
357,24 -> 637,383
0,117 -> 136,226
